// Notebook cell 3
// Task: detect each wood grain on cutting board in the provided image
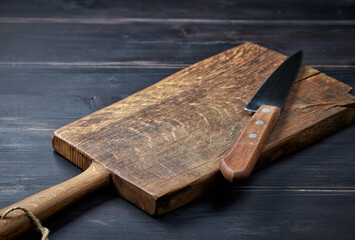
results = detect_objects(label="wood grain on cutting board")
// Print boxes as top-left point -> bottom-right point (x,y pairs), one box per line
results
52,42 -> 355,215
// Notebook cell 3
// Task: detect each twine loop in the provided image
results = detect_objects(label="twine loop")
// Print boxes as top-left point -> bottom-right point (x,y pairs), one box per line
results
1,206 -> 49,240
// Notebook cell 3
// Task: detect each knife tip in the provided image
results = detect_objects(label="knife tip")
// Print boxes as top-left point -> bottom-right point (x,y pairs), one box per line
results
294,50 -> 303,59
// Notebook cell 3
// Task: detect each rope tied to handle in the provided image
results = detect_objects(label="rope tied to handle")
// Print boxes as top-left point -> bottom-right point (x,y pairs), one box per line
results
1,206 -> 49,240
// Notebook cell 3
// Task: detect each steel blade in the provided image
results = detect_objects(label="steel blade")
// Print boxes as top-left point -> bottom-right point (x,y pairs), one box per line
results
245,51 -> 303,112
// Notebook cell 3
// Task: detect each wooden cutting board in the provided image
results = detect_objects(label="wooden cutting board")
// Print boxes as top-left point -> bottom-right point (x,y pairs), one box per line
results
51,42 -> 355,215
2,42 -> 355,239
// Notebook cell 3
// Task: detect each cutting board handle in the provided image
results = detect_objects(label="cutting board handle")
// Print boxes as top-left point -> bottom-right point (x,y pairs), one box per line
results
0,161 -> 111,239
220,105 -> 281,182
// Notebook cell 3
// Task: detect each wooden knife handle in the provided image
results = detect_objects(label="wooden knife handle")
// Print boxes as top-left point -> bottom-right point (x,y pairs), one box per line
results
0,161 -> 111,239
220,105 -> 281,183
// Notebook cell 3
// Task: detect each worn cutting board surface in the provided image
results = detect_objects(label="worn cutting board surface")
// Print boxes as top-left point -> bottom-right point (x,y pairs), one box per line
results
52,42 -> 355,216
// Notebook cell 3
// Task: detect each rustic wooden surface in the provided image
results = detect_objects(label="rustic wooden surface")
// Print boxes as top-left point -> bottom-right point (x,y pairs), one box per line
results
51,42 -> 354,217
0,0 -> 354,239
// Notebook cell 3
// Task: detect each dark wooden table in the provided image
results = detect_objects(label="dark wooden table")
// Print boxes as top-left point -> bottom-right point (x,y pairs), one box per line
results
0,1 -> 354,239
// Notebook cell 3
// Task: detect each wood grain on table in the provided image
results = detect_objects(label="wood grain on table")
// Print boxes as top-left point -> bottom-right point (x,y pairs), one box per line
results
0,1 -> 354,239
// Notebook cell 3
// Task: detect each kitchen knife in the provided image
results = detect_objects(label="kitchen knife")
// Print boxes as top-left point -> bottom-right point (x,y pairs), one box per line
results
219,51 -> 303,183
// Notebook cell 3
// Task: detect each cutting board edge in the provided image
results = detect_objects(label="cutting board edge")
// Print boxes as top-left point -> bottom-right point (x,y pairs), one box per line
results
52,132 -> 161,215
52,132 -> 92,171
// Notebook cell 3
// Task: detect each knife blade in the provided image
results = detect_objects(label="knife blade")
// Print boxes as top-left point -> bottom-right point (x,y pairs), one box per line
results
219,51 -> 303,183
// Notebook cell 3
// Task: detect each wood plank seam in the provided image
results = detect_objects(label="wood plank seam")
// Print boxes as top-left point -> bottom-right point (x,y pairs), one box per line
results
0,17 -> 354,25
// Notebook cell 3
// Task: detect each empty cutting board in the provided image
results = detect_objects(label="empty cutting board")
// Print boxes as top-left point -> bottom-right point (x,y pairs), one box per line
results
52,42 -> 355,215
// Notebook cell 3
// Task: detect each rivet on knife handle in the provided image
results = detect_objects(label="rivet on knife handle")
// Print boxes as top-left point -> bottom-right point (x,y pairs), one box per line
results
219,50 -> 303,183
219,105 -> 280,182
